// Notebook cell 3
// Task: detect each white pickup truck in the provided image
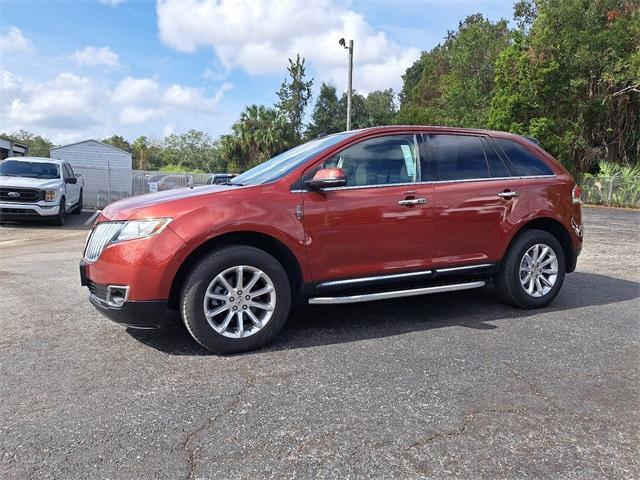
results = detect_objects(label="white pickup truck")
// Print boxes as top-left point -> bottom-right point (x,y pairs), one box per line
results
0,156 -> 84,225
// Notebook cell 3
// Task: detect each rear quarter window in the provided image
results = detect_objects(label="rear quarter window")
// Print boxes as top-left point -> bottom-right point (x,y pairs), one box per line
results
494,138 -> 554,176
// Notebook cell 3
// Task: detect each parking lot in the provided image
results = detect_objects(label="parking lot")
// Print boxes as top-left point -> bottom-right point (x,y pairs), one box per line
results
1,207 -> 638,479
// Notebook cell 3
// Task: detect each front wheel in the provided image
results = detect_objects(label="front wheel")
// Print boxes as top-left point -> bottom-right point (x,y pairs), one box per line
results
495,229 -> 566,308
51,197 -> 66,226
180,245 -> 292,354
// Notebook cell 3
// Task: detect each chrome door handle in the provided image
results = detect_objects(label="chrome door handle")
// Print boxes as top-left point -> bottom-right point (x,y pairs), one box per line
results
497,191 -> 520,199
398,197 -> 427,206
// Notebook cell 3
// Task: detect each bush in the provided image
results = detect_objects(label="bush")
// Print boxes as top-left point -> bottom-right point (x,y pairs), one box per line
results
581,161 -> 640,208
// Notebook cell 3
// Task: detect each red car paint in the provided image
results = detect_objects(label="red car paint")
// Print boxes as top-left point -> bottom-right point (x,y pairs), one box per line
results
83,126 -> 582,304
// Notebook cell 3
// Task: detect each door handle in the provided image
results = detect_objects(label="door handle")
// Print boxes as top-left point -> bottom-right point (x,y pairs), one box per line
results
497,191 -> 520,199
398,197 -> 427,206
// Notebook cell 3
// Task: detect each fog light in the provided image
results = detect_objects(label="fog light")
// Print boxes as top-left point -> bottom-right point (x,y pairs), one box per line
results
106,285 -> 129,308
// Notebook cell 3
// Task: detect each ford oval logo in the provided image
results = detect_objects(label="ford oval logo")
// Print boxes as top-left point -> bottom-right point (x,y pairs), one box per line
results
8,191 -> 20,198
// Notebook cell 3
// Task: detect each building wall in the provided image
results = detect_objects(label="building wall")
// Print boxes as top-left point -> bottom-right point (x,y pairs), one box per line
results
50,140 -> 133,207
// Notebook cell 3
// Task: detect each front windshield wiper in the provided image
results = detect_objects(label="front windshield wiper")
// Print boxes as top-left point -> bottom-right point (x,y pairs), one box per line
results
225,181 -> 245,186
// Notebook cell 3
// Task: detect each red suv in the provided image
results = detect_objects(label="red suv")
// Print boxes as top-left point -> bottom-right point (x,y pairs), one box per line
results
80,126 -> 583,353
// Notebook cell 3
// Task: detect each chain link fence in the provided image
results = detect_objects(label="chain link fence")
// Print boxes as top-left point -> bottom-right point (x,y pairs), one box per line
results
580,176 -> 640,208
74,165 -> 226,210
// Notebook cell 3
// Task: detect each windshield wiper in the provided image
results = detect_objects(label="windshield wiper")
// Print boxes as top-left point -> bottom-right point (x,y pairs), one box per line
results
225,181 -> 245,186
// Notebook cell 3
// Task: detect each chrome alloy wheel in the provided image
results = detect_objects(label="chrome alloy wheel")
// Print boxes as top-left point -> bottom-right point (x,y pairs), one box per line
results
519,243 -> 559,298
202,265 -> 276,338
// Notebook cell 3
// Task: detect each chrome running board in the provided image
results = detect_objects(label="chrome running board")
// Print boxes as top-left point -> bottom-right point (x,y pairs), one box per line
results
308,280 -> 486,305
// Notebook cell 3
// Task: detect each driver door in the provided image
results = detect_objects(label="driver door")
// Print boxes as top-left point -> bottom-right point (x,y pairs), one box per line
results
301,133 -> 434,283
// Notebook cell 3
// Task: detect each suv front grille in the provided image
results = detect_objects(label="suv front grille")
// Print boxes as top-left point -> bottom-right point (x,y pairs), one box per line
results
0,188 -> 42,203
84,222 -> 123,262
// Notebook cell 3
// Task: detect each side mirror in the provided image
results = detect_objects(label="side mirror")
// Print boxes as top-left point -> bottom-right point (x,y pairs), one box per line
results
305,168 -> 347,191
75,173 -> 82,177
65,177 -> 77,184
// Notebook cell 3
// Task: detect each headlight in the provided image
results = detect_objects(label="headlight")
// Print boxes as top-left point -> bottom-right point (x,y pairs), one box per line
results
112,218 -> 172,242
83,218 -> 172,262
45,190 -> 57,201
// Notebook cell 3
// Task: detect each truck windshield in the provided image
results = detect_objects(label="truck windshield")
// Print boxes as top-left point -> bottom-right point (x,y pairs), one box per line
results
230,132 -> 353,186
0,160 -> 60,179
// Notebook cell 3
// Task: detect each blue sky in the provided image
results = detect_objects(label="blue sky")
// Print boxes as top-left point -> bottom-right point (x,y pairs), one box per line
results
0,0 -> 514,144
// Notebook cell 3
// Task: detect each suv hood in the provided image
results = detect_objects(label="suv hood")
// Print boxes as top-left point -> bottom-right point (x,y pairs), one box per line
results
0,175 -> 60,188
100,184 -> 240,221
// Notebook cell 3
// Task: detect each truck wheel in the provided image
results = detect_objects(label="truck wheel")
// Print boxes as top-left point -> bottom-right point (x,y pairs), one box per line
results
51,197 -> 66,226
495,229 -> 566,308
180,245 -> 292,354
72,190 -> 83,214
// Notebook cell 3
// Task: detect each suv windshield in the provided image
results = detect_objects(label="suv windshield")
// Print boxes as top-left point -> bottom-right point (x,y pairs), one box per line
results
231,132 -> 353,186
0,160 -> 60,179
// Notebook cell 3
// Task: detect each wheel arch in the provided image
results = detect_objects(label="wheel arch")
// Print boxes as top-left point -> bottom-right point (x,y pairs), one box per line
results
504,217 -> 576,273
168,231 -> 305,310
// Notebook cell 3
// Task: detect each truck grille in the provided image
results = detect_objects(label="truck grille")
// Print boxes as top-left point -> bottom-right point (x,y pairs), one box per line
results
84,222 -> 124,262
0,188 -> 42,203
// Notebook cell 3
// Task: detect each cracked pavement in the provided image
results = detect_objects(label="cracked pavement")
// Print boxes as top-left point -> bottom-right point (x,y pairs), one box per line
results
1,207 -> 638,479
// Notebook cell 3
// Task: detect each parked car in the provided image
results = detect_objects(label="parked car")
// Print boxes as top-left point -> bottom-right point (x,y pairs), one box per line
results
80,126 -> 583,353
0,157 -> 83,225
148,174 -> 193,192
207,173 -> 237,185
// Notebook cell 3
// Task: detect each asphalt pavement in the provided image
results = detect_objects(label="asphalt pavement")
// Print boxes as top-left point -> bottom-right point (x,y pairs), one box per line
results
0,207 -> 638,479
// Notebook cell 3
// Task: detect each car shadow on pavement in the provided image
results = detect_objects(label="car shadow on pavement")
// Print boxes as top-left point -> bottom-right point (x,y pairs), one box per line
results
0,211 -> 95,231
126,271 -> 640,356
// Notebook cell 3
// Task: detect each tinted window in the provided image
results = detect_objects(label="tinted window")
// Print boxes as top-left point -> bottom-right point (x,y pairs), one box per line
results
482,138 -> 510,177
317,135 -> 418,187
494,138 -> 554,176
66,163 -> 75,177
427,134 -> 489,180
63,164 -> 72,178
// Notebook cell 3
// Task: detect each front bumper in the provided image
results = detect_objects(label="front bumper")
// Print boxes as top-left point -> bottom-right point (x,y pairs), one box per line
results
0,202 -> 60,218
81,259 -> 172,329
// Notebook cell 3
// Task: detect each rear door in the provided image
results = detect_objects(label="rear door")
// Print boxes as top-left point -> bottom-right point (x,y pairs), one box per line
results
301,133 -> 434,282
426,133 -> 530,266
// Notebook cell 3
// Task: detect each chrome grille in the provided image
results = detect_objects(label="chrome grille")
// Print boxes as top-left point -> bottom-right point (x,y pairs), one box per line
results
84,222 -> 123,262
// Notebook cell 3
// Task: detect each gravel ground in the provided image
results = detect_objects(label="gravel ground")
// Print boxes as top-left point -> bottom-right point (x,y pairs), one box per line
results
0,207 -> 638,479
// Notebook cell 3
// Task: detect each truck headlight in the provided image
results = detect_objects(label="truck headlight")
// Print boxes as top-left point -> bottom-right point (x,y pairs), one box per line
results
45,190 -> 57,201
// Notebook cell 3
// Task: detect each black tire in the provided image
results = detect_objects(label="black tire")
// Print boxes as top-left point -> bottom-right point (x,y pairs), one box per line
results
495,229 -> 566,308
51,197 -> 66,226
72,190 -> 83,214
180,245 -> 292,354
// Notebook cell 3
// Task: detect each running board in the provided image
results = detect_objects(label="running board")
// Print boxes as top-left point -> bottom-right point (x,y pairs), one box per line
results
308,280 -> 486,305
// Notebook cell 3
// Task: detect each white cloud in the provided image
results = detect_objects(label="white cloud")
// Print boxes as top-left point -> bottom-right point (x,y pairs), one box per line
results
70,46 -> 120,68
0,69 -> 231,138
156,0 -> 420,92
0,27 -> 34,54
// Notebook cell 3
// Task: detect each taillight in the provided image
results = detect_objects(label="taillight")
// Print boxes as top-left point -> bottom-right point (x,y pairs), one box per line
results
572,185 -> 582,205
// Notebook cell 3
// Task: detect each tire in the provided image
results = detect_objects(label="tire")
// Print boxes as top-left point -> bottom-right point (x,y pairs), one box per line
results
51,197 -> 66,226
180,245 -> 292,354
72,190 -> 83,214
495,229 -> 566,308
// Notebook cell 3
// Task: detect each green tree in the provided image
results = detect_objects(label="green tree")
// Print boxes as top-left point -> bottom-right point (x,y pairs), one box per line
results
5,130 -> 53,157
162,130 -> 219,172
131,136 -> 164,170
306,82 -> 343,138
102,135 -> 132,153
220,105 -> 290,171
363,89 -> 398,127
488,0 -> 640,173
276,54 -> 313,142
397,14 -> 511,127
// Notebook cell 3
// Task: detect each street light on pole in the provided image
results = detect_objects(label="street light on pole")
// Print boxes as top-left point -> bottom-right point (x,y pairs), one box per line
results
339,38 -> 353,131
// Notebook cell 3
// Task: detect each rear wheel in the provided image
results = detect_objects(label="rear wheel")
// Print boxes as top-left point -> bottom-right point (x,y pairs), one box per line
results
180,245 -> 292,354
495,229 -> 565,308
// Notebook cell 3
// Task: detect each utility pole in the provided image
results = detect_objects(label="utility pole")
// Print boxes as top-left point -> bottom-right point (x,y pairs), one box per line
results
339,38 -> 354,130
